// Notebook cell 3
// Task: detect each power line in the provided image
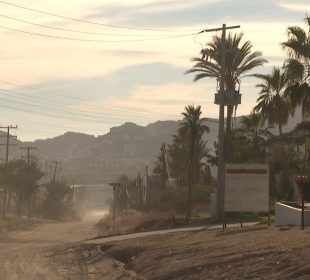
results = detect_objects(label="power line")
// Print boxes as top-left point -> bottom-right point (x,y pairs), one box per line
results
0,78 -> 180,118
0,125 -> 17,163
0,88 -> 180,122
0,102 -> 125,124
0,14 -> 193,37
0,0 -> 185,32
0,111 -> 101,132
0,88 -> 219,130
0,24 -> 196,43
20,146 -> 37,166
0,101 -> 153,124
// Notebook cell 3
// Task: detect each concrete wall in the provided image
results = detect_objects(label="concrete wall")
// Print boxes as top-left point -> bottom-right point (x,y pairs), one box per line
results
275,202 -> 310,227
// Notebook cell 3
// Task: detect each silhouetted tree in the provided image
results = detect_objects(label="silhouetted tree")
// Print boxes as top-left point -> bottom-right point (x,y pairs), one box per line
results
254,67 -> 291,135
186,32 -> 267,142
282,15 -> 310,119
0,159 -> 43,218
178,105 -> 209,220
44,180 -> 71,219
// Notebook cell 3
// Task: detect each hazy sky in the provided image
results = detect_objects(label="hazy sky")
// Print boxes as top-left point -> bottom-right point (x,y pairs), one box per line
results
0,0 -> 308,141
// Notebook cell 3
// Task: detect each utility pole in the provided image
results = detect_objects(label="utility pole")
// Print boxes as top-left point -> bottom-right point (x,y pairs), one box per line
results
138,172 -> 142,206
145,165 -> 149,205
21,146 -> 37,167
109,182 -> 120,229
135,179 -> 138,210
72,177 -> 75,206
0,125 -> 18,164
0,125 -> 17,219
21,146 -> 37,218
199,24 -> 240,221
161,143 -> 166,191
113,185 -> 116,227
49,161 -> 62,182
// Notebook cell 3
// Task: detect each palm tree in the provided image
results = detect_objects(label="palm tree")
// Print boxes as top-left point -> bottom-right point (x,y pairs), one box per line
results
239,113 -> 270,146
178,105 -> 209,220
167,135 -> 188,187
282,15 -> 310,119
186,32 -> 267,137
254,67 -> 291,135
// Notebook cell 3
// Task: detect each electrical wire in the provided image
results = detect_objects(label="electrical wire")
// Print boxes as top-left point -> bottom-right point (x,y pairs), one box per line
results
0,85 -> 218,130
0,100 -> 151,125
0,112 -> 97,131
0,91 -> 184,126
0,80 -> 219,130
0,95 -> 160,124
0,87 -> 180,120
0,24 -> 197,43
0,78 -> 180,118
0,14 -> 195,37
0,0 -> 184,32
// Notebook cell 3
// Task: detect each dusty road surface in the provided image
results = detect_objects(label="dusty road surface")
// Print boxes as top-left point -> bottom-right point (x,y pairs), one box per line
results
0,211 -> 112,280
2,216 -> 310,279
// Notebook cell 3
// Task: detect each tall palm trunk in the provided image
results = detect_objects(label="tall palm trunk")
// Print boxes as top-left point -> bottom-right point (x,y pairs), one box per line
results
27,194 -> 32,219
17,193 -> 24,217
187,161 -> 192,222
226,105 -> 234,161
2,188 -> 7,219
225,82 -> 236,161
6,190 -> 12,212
226,105 -> 233,136
187,135 -> 195,222
279,123 -> 283,135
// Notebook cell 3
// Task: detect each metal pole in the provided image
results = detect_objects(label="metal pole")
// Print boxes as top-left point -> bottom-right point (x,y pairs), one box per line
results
217,24 -> 226,222
197,24 -> 240,222
161,143 -> 166,191
5,127 -> 9,164
113,185 -> 116,228
301,194 -> 304,230
146,165 -> 149,205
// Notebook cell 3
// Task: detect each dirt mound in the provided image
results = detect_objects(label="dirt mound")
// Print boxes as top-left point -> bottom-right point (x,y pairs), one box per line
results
85,225 -> 310,279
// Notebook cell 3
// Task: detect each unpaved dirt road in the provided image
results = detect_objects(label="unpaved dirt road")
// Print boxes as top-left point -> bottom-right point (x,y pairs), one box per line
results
2,214 -> 310,280
0,211 -> 107,280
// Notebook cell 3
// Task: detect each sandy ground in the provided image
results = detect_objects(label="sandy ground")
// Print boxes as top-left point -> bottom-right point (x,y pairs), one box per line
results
0,211 -> 111,280
85,225 -> 310,280
1,213 -> 310,279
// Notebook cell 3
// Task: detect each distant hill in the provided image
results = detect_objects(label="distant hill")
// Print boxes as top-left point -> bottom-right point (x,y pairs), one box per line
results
3,114 -> 300,184
1,120 -> 215,183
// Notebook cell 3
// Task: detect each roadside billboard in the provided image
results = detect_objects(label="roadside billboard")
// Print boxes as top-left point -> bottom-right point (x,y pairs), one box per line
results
224,164 -> 269,212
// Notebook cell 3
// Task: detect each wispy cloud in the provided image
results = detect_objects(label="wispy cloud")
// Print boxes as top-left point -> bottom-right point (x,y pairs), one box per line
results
100,49 -> 160,57
87,0 -> 302,28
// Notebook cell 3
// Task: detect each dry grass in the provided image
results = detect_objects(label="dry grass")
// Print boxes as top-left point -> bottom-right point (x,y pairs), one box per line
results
0,215 -> 43,241
96,210 -> 177,236
80,225 -> 310,279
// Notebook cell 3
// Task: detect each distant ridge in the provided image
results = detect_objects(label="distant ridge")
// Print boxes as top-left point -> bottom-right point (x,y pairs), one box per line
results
2,115 -> 299,184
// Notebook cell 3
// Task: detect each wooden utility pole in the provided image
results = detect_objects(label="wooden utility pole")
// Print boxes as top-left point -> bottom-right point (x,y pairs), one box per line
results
0,125 -> 17,219
145,165 -> 149,205
109,182 -> 120,229
72,177 -> 75,206
21,146 -> 37,166
21,146 -> 37,218
135,179 -> 138,210
0,125 -> 18,164
198,24 -> 240,221
49,161 -> 62,182
161,143 -> 166,191
113,185 -> 116,227
138,172 -> 142,206
139,172 -> 143,207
